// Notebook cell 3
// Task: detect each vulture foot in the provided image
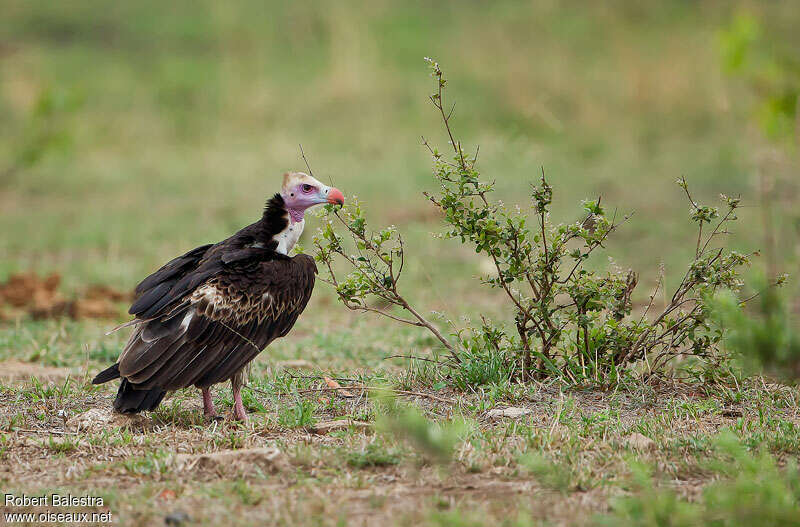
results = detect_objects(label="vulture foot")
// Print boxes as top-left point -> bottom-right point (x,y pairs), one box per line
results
231,381 -> 248,422
201,387 -> 219,419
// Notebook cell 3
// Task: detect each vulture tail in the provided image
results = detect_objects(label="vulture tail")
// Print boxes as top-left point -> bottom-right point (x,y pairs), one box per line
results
113,379 -> 166,414
92,363 -> 121,384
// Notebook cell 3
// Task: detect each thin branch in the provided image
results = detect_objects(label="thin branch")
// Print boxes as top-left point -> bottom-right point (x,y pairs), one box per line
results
298,144 -> 314,179
699,205 -> 736,256
429,69 -> 467,170
636,270 -> 663,329
325,208 -> 459,361
347,304 -> 425,326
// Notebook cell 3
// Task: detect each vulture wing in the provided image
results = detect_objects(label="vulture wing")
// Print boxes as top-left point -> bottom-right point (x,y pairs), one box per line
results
115,247 -> 316,391
129,243 -> 214,316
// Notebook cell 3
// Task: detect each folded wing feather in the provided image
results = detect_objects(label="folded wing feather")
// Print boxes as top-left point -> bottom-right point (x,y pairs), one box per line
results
118,245 -> 316,391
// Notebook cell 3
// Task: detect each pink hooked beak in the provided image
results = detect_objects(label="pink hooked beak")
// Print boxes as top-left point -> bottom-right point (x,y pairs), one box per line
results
326,187 -> 344,206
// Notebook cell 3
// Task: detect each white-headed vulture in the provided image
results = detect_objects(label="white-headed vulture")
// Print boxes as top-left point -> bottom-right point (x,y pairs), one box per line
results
93,172 -> 344,421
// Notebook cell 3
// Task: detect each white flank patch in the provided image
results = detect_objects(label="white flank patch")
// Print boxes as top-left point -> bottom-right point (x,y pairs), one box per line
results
192,284 -> 223,307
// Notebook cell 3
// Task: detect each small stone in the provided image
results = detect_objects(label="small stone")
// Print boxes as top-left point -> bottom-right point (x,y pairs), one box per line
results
310,419 -> 371,434
486,407 -> 533,419
625,432 -> 656,451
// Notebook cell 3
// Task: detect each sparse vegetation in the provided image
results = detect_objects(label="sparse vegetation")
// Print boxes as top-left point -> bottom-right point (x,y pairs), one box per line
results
277,397 -> 318,429
1,3 -> 798,526
346,438 -> 403,469
597,433 -> 800,526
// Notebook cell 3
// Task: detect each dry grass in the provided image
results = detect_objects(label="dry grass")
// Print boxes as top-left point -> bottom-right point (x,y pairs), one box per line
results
1,361 -> 798,526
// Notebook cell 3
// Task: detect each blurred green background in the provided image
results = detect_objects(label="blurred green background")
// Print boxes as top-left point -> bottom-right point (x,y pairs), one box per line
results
1,1 -> 797,331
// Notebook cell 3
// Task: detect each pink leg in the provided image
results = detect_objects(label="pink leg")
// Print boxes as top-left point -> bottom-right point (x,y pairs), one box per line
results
201,387 -> 217,418
231,381 -> 248,422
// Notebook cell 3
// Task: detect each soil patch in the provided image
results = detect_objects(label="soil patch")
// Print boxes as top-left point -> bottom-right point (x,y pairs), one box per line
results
0,272 -> 132,321
0,359 -> 72,382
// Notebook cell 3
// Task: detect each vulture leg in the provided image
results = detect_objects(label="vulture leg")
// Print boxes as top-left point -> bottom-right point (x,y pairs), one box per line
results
201,387 -> 218,419
231,375 -> 248,422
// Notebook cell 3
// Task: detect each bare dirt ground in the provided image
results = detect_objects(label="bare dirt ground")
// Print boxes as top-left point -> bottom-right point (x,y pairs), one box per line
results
0,360 -> 71,383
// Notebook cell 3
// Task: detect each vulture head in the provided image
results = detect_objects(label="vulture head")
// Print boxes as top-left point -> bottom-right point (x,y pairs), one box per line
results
281,172 -> 344,216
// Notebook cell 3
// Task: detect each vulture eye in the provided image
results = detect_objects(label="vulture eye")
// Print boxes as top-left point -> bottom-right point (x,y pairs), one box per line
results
301,184 -> 314,193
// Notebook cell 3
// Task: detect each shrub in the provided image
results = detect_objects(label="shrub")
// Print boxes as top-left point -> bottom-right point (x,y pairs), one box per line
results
313,59 -> 752,386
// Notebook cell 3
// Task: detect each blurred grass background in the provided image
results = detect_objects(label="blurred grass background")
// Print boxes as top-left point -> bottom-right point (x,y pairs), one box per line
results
1,1 -> 798,367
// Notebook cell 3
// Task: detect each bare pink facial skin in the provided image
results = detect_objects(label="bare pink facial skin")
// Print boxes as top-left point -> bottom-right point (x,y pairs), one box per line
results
280,172 -> 344,222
